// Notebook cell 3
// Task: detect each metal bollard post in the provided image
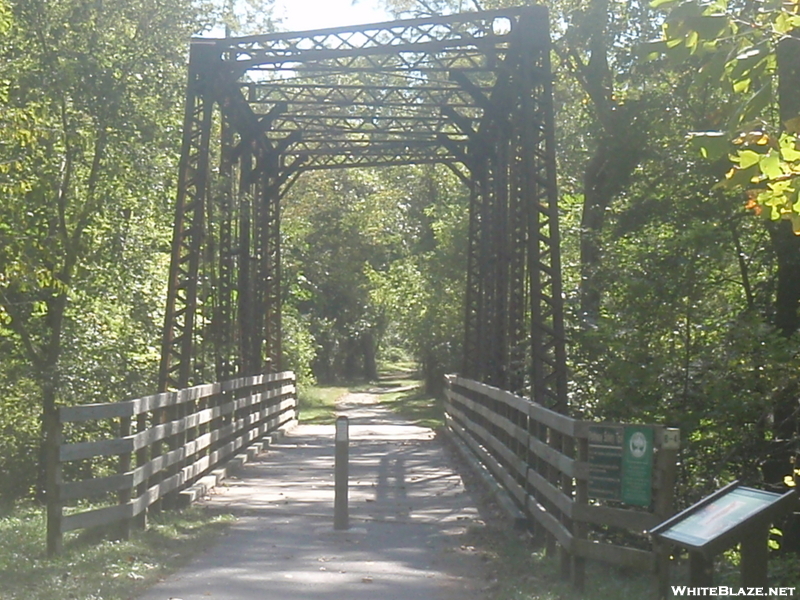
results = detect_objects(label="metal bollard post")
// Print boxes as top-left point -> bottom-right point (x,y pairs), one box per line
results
334,415 -> 349,530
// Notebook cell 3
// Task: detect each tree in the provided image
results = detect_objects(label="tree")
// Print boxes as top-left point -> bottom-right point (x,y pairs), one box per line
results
0,0 -> 201,503
652,0 -> 800,445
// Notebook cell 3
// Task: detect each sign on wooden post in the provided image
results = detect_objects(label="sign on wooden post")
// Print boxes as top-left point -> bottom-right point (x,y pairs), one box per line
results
588,424 -> 654,506
621,426 -> 653,507
650,481 -> 796,590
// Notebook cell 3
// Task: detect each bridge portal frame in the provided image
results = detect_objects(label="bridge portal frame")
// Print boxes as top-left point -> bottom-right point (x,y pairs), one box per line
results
158,6 -> 568,413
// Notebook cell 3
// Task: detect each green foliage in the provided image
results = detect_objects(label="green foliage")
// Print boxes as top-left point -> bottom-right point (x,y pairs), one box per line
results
0,0 -> 202,503
282,163 -> 466,389
651,0 -> 800,225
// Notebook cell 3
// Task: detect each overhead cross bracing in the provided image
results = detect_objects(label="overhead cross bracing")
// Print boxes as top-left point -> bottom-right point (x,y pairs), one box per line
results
159,6 -> 569,415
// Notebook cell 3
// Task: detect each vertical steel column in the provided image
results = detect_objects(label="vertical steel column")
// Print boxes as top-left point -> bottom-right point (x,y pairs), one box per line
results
215,111 -> 237,381
159,41 -> 217,392
477,159 -> 497,384
238,145 -> 256,375
251,149 -> 282,373
507,133 -> 528,394
250,149 -> 267,373
493,130 -> 510,391
521,12 -> 568,414
263,157 -> 282,371
463,167 -> 484,381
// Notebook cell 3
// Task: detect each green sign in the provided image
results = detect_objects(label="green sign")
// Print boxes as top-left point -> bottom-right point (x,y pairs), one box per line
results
621,426 -> 654,507
588,426 -> 623,501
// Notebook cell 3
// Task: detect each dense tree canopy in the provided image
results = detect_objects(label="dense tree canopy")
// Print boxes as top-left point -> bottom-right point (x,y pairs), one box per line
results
0,0 -> 798,511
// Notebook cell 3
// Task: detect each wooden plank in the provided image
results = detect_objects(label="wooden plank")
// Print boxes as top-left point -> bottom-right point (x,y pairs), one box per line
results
136,391 -> 177,414
59,400 -> 137,423
446,416 -> 527,526
573,539 -> 654,571
448,389 -> 529,451
526,464 -> 573,518
454,376 -> 530,413
448,390 -> 576,486
60,436 -> 134,462
447,401 -> 528,482
61,503 -> 133,533
453,376 -> 576,436
447,405 -> 527,505
58,373 -> 295,425
573,503 -> 661,532
528,432 -> 578,478
573,436 -> 589,590
527,402 -> 575,438
527,495 -> 574,551
60,473 -> 134,501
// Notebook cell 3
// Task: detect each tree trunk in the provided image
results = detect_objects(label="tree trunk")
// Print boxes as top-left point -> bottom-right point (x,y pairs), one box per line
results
768,34 -> 800,445
580,130 -> 642,325
361,331 -> 378,381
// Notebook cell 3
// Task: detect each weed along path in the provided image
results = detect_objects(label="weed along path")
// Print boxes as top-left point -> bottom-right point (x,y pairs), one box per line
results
136,388 -> 488,600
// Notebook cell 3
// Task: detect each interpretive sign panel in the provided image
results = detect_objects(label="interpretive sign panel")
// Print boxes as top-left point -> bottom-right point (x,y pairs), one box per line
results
651,481 -> 797,555
588,425 -> 623,500
621,426 -> 654,507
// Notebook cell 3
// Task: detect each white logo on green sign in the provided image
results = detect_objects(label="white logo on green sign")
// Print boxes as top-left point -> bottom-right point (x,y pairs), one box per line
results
629,432 -> 647,458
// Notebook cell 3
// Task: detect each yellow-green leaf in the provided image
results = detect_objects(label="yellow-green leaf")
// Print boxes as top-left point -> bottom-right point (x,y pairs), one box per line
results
737,149 -> 761,168
760,150 -> 783,179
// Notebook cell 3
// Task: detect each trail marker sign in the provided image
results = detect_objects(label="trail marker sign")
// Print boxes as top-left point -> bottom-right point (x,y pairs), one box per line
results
588,424 -> 654,506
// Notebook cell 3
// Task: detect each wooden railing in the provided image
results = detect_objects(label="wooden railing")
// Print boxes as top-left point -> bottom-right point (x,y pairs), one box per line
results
445,375 -> 679,589
48,371 -> 296,553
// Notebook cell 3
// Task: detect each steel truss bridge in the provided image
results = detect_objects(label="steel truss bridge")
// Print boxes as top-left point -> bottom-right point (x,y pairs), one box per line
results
158,5 -> 568,412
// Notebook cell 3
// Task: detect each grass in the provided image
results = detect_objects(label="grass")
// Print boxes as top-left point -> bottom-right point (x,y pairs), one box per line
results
459,525 -> 656,600
0,504 -> 234,600
377,382 -> 445,429
296,385 -> 352,424
377,359 -> 419,377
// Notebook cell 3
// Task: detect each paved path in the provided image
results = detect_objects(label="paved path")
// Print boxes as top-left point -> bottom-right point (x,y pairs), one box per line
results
137,389 -> 486,600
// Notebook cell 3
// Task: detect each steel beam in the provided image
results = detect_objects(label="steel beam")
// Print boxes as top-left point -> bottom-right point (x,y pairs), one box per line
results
161,6 -> 566,415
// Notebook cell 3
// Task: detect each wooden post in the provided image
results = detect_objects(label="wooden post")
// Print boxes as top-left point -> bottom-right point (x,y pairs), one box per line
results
740,523 -> 769,588
573,436 -> 589,591
45,410 -> 63,556
134,410 -> 148,530
559,431 -> 573,581
654,430 -> 679,599
544,424 -> 557,557
689,552 -> 713,587
118,415 -> 133,540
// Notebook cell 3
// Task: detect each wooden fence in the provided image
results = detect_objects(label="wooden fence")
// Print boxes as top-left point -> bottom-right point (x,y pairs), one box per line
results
48,371 -> 296,554
445,375 -> 679,589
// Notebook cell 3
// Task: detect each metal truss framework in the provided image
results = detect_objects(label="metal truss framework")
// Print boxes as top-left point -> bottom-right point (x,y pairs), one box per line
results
158,6 -> 568,413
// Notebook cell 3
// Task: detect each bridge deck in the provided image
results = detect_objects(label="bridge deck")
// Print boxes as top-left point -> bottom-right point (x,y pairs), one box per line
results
137,390 -> 488,600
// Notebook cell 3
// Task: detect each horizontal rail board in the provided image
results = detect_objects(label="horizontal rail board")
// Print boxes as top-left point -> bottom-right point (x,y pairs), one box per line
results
60,436 -> 134,462
447,409 -> 527,507
62,503 -> 133,533
574,503 -> 661,532
528,432 -> 584,479
60,473 -> 134,501
526,463 -> 573,518
54,371 -> 297,545
60,384 -> 297,465
60,375 -> 295,423
451,375 -> 576,437
526,494 -> 573,550
574,539 -> 654,570
446,397 -> 528,483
